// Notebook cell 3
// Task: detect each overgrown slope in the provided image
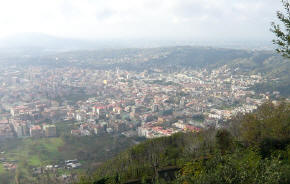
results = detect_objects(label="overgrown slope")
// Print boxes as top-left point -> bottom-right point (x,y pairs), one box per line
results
78,101 -> 290,184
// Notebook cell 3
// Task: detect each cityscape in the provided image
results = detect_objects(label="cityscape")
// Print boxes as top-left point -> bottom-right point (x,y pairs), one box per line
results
0,0 -> 289,183
0,64 -> 277,140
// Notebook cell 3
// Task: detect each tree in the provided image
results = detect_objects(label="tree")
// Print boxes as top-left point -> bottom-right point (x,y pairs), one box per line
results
271,0 -> 290,58
215,129 -> 233,154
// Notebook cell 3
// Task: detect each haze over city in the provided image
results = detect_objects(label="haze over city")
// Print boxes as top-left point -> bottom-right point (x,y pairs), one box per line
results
0,0 -> 289,183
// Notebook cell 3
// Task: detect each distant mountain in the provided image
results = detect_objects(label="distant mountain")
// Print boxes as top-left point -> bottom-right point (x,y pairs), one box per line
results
0,33 -> 114,52
33,46 -> 285,73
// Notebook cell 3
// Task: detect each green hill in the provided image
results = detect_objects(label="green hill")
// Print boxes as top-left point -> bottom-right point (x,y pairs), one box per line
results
78,101 -> 290,184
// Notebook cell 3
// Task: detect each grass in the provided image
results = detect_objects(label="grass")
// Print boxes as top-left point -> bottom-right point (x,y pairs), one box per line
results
0,137 -> 64,166
43,137 -> 63,152
28,155 -> 42,166
0,164 -> 5,174
0,134 -> 138,183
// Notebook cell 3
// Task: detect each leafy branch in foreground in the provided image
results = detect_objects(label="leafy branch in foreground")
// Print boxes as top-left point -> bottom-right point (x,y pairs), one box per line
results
271,0 -> 290,58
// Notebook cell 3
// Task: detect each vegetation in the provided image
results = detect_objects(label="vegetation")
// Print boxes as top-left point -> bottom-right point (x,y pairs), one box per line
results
0,134 -> 139,183
271,0 -> 290,58
78,101 -> 290,184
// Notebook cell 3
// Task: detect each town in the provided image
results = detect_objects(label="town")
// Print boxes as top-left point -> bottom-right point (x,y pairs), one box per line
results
0,64 -> 278,140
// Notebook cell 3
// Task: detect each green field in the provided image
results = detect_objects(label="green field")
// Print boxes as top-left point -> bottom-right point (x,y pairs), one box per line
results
1,137 -> 64,165
0,134 -> 139,183
0,163 -> 5,174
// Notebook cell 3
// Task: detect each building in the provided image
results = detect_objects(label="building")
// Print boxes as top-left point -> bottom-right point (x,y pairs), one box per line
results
43,125 -> 57,137
30,125 -> 43,138
152,104 -> 159,112
14,124 -> 26,137
11,120 -> 28,137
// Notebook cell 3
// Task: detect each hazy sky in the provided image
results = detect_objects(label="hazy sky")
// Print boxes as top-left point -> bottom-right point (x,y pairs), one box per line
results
0,0 -> 283,42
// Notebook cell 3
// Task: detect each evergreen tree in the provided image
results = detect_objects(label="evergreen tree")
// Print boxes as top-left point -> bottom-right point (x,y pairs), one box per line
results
271,0 -> 290,58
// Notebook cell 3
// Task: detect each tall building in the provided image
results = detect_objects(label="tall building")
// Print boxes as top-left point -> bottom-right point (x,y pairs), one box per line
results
15,125 -> 23,137
43,125 -> 57,137
14,124 -> 27,137
180,97 -> 186,107
11,120 -> 28,137
152,104 -> 159,112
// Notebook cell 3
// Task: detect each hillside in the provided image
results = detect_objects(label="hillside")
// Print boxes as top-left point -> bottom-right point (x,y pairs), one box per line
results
0,134 -> 141,184
1,46 -> 288,96
78,101 -> 290,184
0,46 -> 276,69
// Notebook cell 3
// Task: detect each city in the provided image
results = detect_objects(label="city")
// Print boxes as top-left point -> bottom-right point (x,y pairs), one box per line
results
0,64 -> 276,140
0,0 -> 289,183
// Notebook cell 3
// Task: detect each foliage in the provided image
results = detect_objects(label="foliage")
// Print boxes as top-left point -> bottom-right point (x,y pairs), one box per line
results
271,0 -> 290,58
78,101 -> 290,184
215,129 -> 233,154
178,149 -> 290,184
237,101 -> 290,146
0,134 -> 138,184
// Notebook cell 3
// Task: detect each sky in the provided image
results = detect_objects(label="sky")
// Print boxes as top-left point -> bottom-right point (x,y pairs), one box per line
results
0,0 -> 284,43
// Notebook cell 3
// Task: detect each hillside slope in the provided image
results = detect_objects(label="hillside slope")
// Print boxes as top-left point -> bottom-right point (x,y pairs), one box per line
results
78,101 -> 290,184
2,46 -> 288,96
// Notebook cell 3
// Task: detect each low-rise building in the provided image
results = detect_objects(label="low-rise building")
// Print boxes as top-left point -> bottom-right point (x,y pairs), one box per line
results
43,124 -> 57,137
30,125 -> 42,138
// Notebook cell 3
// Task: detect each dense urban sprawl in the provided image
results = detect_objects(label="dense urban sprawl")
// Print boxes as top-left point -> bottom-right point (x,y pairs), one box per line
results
0,65 -> 278,140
